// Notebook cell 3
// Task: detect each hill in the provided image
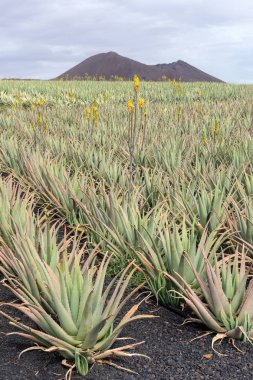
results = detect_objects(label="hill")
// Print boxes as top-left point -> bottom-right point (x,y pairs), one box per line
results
56,52 -> 223,82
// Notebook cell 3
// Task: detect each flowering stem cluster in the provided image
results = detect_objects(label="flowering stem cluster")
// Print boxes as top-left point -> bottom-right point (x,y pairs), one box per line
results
31,97 -> 48,138
85,100 -> 99,142
127,76 -> 147,205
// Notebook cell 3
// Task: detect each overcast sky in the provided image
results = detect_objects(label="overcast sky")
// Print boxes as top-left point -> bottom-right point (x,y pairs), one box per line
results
0,0 -> 253,82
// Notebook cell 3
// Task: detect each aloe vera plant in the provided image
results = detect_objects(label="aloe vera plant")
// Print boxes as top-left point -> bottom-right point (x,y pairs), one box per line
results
0,224 -> 82,312
242,172 -> 253,196
234,200 -> 253,245
227,193 -> 253,253
73,186 -> 164,257
13,151 -> 89,224
176,183 -> 229,232
166,250 -> 253,352
133,220 -> 228,307
1,249 -> 153,377
0,176 -> 36,248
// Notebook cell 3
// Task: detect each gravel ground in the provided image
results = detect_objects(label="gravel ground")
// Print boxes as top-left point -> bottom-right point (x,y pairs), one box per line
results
0,282 -> 253,380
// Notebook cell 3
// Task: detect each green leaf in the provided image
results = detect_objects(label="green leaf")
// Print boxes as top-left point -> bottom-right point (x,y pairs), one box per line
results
75,351 -> 89,376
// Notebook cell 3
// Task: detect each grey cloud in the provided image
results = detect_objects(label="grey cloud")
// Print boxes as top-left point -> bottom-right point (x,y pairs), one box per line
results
0,0 -> 252,82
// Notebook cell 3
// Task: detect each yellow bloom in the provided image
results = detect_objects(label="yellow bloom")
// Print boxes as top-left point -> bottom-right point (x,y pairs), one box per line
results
69,89 -> 75,103
213,119 -> 219,135
133,75 -> 139,93
92,104 -> 98,125
139,98 -> 145,109
37,112 -> 43,123
85,105 -> 91,120
127,99 -> 133,112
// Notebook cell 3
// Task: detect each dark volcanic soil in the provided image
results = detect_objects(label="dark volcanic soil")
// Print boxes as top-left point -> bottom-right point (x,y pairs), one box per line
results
0,282 -> 252,380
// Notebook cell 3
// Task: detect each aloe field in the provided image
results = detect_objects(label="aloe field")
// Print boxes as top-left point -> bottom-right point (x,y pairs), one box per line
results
0,78 -> 253,378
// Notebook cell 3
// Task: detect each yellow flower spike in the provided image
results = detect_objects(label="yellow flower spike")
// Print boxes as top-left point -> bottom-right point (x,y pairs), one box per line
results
139,98 -> 145,109
44,121 -> 49,133
69,89 -> 75,103
31,103 -> 35,110
92,103 -> 98,125
37,112 -> 43,124
85,105 -> 91,121
133,75 -> 139,93
35,98 -> 39,106
213,119 -> 219,135
127,99 -> 133,113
